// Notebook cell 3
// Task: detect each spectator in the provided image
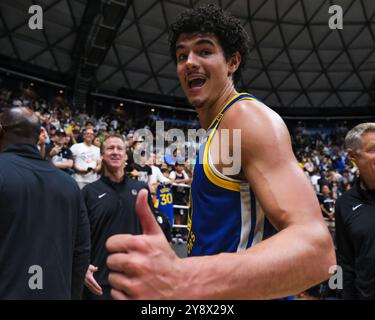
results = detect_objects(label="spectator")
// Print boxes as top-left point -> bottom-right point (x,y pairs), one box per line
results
169,161 -> 191,242
70,128 -> 101,189
318,172 -> 330,192
37,126 -> 47,158
93,136 -> 101,148
148,152 -> 171,194
46,128 -> 74,174
318,185 -> 335,221
132,150 -> 152,187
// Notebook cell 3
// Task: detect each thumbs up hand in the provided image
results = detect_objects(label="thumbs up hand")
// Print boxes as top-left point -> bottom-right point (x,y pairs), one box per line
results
106,189 -> 180,300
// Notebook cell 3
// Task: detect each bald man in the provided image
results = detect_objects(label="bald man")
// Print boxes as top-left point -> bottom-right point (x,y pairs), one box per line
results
0,107 -> 90,299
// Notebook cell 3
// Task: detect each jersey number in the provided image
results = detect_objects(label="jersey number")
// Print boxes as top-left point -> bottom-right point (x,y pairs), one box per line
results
160,193 -> 173,205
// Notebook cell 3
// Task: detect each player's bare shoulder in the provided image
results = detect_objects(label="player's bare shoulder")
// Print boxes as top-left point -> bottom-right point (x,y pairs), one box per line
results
220,98 -> 291,151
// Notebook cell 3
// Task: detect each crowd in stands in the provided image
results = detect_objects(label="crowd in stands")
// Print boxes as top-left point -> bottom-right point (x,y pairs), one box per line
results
291,123 -> 359,299
293,124 -> 358,224
1,84 -> 359,225
1,82 -> 362,299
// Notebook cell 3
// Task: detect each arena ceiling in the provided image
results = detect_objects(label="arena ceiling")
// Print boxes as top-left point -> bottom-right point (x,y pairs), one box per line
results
0,0 -> 374,108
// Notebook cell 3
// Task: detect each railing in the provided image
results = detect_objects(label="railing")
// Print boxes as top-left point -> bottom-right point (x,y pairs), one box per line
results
171,183 -> 190,230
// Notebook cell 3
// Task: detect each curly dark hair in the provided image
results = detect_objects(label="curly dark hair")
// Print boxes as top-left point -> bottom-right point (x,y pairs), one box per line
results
168,4 -> 250,84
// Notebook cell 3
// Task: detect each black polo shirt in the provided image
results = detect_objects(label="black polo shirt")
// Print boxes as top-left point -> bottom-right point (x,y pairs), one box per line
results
81,175 -> 150,299
335,178 -> 375,299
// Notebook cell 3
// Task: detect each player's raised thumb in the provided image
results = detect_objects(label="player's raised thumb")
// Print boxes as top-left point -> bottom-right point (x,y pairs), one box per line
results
136,188 -> 162,235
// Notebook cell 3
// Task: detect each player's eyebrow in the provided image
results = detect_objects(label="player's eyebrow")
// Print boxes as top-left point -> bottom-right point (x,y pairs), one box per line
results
176,38 -> 216,51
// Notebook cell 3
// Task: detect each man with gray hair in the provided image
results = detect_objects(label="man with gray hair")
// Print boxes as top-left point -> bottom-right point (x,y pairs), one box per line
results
81,134 -> 170,300
335,122 -> 375,299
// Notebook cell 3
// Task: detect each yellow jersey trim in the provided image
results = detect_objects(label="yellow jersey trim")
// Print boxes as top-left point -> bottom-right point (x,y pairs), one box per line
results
206,93 -> 244,130
203,129 -> 240,191
202,94 -> 257,191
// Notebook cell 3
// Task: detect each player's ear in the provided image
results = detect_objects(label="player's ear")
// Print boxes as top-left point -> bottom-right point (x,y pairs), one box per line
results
227,52 -> 241,77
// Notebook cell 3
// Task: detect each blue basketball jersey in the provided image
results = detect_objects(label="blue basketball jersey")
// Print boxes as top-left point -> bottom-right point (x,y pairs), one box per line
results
187,93 -> 277,256
155,184 -> 174,227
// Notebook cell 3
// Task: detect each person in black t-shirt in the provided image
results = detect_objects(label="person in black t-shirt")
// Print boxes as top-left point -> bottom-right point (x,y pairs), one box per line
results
132,150 -> 152,186
169,162 -> 191,241
46,128 -> 74,174
318,185 -> 335,220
